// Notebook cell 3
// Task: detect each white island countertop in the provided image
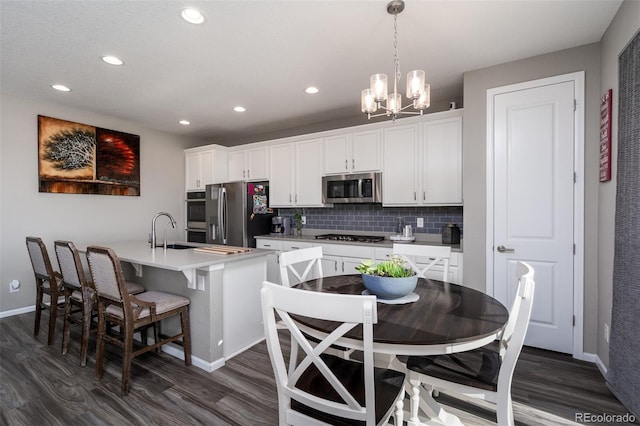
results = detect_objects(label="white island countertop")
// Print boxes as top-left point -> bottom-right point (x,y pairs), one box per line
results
90,241 -> 271,272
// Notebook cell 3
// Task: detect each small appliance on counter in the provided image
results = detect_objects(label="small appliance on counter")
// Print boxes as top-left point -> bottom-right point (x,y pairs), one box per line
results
271,216 -> 291,236
441,222 -> 461,245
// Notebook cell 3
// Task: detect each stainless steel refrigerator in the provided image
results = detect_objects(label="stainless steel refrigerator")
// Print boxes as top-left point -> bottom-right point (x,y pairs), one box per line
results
205,181 -> 275,248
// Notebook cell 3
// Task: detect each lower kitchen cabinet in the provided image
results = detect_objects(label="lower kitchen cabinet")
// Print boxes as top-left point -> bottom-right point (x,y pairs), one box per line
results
256,238 -> 463,285
375,247 -> 463,284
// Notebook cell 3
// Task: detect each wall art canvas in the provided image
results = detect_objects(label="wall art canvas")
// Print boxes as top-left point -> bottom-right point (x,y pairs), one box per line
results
38,115 -> 140,196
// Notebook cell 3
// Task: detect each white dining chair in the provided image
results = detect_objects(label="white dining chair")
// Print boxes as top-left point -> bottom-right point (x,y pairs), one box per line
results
392,244 -> 452,281
405,261 -> 535,426
278,246 -> 353,367
278,246 -> 323,287
261,281 -> 405,426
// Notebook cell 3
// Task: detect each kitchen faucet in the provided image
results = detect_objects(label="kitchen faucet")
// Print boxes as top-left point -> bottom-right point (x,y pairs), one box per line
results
151,212 -> 177,249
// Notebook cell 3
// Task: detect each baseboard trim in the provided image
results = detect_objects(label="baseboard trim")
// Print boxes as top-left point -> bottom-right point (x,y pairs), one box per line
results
0,305 -> 35,319
594,354 -> 608,376
161,343 -> 225,373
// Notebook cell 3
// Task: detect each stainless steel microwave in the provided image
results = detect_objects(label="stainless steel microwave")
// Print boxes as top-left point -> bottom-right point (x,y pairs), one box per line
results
322,172 -> 382,203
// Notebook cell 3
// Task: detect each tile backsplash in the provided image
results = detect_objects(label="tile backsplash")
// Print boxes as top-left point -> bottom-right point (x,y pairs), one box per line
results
278,204 -> 463,236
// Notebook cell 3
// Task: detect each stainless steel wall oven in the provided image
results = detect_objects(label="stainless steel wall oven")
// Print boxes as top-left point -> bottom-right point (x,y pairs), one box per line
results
186,191 -> 206,243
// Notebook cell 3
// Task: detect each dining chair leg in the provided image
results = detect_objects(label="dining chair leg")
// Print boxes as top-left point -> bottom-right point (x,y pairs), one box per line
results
34,284 -> 43,339
47,294 -> 58,346
95,308 -> 106,380
61,292 -> 72,355
497,390 -> 515,426
79,296 -> 92,367
121,324 -> 135,396
180,308 -> 192,366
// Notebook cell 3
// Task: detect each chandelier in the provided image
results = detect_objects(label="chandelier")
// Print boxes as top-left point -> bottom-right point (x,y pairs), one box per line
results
361,0 -> 430,120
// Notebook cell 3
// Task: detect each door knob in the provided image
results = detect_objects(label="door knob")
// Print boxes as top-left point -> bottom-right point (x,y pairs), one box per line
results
497,245 -> 515,253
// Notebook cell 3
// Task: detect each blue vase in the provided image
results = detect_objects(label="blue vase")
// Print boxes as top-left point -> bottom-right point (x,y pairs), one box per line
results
362,274 -> 418,300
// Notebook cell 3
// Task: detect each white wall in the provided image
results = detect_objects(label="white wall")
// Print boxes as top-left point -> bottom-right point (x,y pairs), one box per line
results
597,0 -> 640,368
0,93 -> 202,314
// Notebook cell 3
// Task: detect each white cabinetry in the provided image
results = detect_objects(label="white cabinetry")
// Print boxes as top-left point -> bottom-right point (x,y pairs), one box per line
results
313,243 -> 374,276
228,147 -> 269,182
374,247 -> 463,284
382,124 -> 420,205
382,111 -> 462,206
422,116 -> 463,204
324,130 -> 381,175
185,147 -> 228,191
269,139 -> 325,207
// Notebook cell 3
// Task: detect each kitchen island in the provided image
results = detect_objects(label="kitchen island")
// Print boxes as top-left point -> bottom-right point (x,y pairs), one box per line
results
90,241 -> 271,372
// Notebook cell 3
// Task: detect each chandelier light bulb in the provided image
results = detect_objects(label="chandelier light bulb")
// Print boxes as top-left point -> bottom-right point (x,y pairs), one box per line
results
370,74 -> 388,102
406,70 -> 425,99
361,89 -> 377,114
414,84 -> 431,110
388,93 -> 402,114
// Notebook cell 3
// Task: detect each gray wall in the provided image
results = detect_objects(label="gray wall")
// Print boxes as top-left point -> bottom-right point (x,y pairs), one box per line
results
0,93 -> 200,314
598,0 -> 640,368
462,43 -> 602,355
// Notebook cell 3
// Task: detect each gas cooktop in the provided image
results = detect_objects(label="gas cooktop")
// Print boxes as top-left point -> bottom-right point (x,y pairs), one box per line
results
314,234 -> 385,243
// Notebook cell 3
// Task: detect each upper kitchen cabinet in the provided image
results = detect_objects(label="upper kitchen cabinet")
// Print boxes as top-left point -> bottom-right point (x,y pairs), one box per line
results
382,110 -> 463,206
269,139 -> 325,207
227,146 -> 269,182
422,115 -> 462,205
185,146 -> 228,191
324,130 -> 381,175
382,124 -> 420,205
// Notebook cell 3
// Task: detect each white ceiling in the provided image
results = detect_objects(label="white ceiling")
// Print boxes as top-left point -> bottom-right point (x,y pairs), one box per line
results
0,0 -> 622,146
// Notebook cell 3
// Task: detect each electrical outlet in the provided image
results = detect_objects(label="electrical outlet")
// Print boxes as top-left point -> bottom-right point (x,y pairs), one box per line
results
9,280 -> 20,293
416,218 -> 424,228
301,216 -> 306,225
604,323 -> 610,343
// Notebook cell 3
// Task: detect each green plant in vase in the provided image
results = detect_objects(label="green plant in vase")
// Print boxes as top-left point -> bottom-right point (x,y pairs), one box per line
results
293,212 -> 303,236
355,255 -> 414,277
356,255 -> 417,299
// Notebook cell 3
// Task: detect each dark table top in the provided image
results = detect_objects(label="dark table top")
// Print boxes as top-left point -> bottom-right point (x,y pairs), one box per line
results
293,274 -> 509,355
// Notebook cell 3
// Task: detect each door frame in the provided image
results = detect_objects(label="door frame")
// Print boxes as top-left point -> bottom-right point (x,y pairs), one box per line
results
485,71 -> 585,359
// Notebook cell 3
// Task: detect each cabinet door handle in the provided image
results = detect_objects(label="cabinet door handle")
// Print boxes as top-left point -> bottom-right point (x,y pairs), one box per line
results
291,246 -> 300,250
295,194 -> 298,203
423,191 -> 426,201
247,169 -> 250,179
352,158 -> 355,169
243,170 -> 246,178
345,159 -> 348,170
289,194 -> 292,202
414,191 -> 417,201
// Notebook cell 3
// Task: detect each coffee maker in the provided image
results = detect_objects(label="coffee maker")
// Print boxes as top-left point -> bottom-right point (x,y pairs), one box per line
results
271,216 -> 291,235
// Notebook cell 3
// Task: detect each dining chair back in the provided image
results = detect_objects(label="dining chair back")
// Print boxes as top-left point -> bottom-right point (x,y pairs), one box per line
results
86,245 -> 192,396
261,281 -> 405,425
55,240 -> 94,366
278,246 -> 323,287
26,236 -> 64,345
392,244 -> 452,281
405,261 -> 535,426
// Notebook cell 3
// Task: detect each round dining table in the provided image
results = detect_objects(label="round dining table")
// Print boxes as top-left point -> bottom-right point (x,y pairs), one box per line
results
292,274 -> 510,426
293,274 -> 509,356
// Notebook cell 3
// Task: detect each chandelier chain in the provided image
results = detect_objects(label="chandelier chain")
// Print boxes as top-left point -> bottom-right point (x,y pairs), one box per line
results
393,13 -> 401,85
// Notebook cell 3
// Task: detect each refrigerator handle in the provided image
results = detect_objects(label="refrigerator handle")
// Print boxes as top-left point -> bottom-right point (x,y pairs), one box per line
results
221,187 -> 228,244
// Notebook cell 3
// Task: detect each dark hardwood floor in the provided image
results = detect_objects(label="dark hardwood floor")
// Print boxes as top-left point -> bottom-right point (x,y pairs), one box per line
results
0,312 -> 635,425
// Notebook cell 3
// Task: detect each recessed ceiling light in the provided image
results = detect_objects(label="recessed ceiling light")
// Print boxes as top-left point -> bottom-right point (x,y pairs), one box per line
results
102,55 -> 123,66
181,8 -> 204,24
234,106 -> 246,112
51,84 -> 71,92
305,86 -> 319,94
179,120 -> 191,125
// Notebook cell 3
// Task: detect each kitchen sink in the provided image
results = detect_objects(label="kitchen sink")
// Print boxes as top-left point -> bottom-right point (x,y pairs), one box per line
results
165,243 -> 196,250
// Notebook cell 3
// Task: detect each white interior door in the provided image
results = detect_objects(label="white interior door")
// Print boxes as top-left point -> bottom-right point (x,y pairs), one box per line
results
491,79 -> 576,354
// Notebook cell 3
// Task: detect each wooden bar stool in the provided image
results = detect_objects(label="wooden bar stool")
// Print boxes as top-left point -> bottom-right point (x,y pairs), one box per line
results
26,236 -> 64,346
86,245 -> 192,396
